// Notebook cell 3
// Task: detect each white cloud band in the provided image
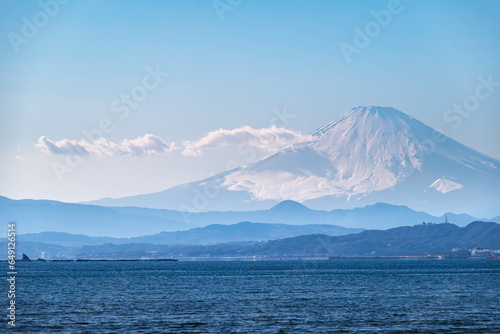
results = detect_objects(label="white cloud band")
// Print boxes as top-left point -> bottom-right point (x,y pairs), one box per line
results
35,126 -> 314,158
35,134 -> 176,157
181,125 -> 315,157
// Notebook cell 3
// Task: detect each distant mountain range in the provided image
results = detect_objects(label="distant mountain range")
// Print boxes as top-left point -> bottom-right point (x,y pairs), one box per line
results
256,221 -> 500,257
1,195 -> 494,237
2,221 -> 499,260
12,222 -> 363,247
0,195 -> 189,237
86,106 -> 500,217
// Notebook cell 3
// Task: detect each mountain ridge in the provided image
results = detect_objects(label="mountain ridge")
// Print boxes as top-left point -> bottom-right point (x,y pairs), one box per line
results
9,222 -> 362,247
3,221 -> 499,260
1,195 -> 496,237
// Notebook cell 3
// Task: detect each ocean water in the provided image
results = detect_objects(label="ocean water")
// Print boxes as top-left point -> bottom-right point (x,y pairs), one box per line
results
2,260 -> 500,333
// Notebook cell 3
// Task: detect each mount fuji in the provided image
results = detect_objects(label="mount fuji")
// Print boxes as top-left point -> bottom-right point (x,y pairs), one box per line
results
88,106 -> 500,216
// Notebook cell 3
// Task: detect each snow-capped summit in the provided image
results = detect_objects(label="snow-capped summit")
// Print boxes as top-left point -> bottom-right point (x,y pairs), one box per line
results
88,106 -> 500,216
223,106 -> 497,203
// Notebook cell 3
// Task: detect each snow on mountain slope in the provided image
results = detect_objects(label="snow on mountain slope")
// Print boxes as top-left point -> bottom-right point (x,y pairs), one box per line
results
87,106 -> 500,216
429,177 -> 463,194
222,106 -> 497,202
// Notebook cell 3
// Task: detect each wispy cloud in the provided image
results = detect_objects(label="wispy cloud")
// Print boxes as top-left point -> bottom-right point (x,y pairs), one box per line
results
35,126 -> 314,158
35,134 -> 176,157
182,126 -> 315,157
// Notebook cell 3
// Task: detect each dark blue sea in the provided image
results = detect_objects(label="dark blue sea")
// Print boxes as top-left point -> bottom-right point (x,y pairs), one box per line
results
2,260 -> 500,333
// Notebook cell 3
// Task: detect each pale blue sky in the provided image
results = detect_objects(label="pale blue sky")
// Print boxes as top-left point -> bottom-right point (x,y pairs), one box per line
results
1,0 -> 499,202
